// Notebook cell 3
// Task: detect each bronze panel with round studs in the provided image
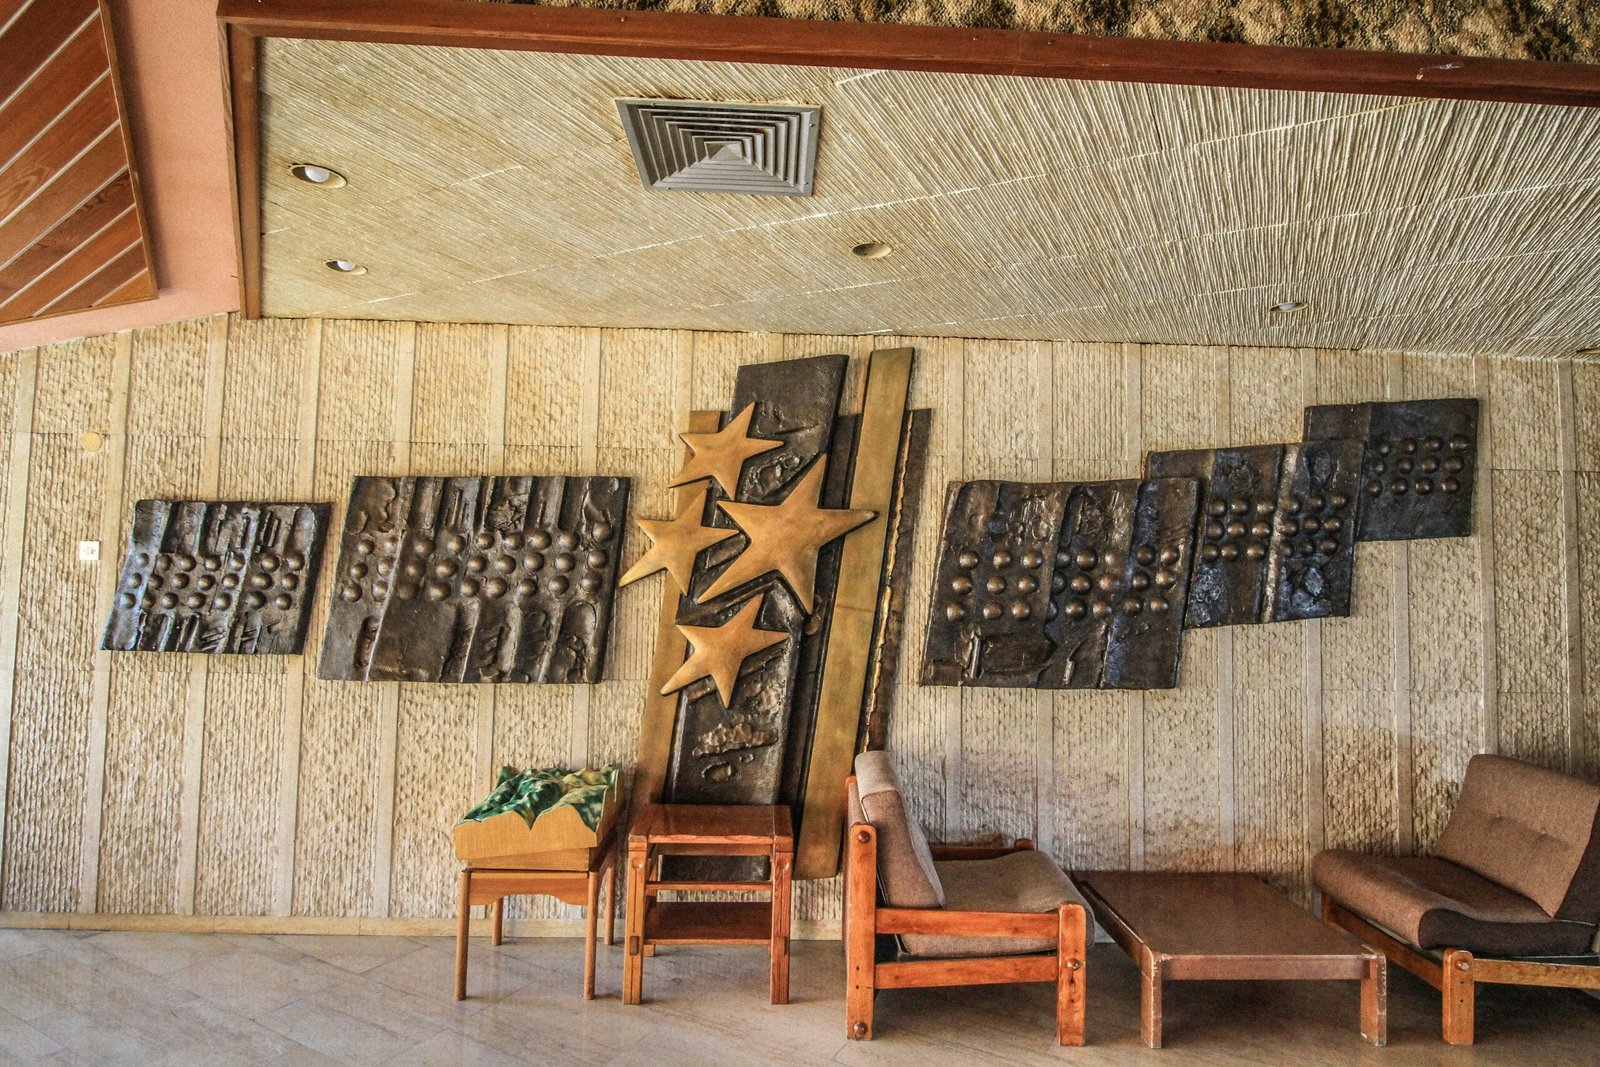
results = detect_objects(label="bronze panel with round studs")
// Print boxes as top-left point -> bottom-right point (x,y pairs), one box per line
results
102,499 -> 331,655
1304,397 -> 1479,541
317,475 -> 629,683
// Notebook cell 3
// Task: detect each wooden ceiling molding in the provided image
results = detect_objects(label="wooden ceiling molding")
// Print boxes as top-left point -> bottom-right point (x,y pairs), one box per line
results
220,0 -> 1600,355
0,0 -> 156,327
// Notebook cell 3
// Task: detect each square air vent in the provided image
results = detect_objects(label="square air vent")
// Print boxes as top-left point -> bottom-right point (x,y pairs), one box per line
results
617,99 -> 820,197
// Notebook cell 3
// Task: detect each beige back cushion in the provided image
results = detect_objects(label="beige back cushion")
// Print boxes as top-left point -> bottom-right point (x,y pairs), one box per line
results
1435,754 -> 1600,920
852,751 -> 944,909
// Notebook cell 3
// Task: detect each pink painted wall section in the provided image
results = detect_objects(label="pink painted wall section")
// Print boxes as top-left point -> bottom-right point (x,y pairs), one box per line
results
0,0 -> 239,354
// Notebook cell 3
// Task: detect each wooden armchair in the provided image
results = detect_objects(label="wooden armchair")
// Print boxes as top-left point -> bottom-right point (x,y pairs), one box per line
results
1314,754 -> 1600,1044
844,751 -> 1087,1044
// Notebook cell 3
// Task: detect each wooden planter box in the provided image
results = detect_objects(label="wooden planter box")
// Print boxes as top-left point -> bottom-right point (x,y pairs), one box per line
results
453,781 -> 621,870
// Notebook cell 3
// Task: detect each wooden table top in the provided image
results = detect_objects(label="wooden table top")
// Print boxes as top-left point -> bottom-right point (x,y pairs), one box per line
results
1077,871 -> 1374,960
630,803 -> 793,846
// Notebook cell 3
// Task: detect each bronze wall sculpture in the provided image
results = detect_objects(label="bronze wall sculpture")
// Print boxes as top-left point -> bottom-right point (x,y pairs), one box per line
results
102,500 -> 329,655
318,475 -> 629,683
920,396 -> 1475,692
1304,398 -> 1479,541
630,350 -> 925,878
1148,439 -> 1363,625
920,477 -> 1199,689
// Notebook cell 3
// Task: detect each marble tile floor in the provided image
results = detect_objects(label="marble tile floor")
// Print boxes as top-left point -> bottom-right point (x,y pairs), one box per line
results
0,927 -> 1596,1065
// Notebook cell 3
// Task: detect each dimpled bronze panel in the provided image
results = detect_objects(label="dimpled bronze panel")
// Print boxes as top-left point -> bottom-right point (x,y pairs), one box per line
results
102,500 -> 329,655
1148,445 -> 1285,629
921,476 -> 1198,689
1305,398 -> 1479,541
317,475 -> 629,682
1266,438 -> 1364,621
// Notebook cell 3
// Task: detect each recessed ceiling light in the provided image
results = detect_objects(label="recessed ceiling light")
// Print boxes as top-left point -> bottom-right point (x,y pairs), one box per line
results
290,163 -> 346,187
324,259 -> 366,274
1270,300 -> 1307,314
852,242 -> 893,260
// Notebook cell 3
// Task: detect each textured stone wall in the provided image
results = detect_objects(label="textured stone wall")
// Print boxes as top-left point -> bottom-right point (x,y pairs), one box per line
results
0,314 -> 1595,927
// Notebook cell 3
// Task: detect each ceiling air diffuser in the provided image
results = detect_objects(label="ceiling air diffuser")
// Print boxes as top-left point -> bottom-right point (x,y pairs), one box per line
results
617,99 -> 821,197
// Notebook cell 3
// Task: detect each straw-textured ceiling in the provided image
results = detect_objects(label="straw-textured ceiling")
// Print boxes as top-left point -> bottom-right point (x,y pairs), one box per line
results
257,39 -> 1600,357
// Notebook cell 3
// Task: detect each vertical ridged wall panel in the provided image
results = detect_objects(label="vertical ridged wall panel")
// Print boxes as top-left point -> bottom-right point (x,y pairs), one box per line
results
97,663 -> 187,912
390,683 -> 477,918
195,668 -> 284,915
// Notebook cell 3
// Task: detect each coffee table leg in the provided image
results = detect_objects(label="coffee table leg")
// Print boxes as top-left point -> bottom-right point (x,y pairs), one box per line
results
1361,955 -> 1387,1046
1141,949 -> 1163,1049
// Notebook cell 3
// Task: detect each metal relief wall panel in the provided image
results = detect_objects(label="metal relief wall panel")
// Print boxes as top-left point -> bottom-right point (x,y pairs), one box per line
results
318,475 -> 628,684
1265,439 -> 1362,622
101,500 -> 329,655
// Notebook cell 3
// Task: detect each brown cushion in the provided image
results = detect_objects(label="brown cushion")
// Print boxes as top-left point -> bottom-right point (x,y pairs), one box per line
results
1313,850 -> 1596,956
852,751 -> 944,909
900,850 -> 1085,958
1434,754 -> 1600,921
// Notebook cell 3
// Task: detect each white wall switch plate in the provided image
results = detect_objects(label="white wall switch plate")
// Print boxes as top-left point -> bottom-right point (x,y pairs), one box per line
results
77,540 -> 100,562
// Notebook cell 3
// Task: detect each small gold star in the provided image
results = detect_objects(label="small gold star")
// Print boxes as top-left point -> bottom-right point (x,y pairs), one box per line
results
668,403 -> 784,497
700,459 -> 876,612
661,594 -> 789,706
617,486 -> 739,593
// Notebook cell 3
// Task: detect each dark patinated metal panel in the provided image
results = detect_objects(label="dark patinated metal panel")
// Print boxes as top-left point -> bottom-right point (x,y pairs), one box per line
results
666,354 -> 848,805
317,475 -> 629,682
921,480 -> 1070,688
922,476 -> 1198,690
1103,477 -> 1201,688
1148,445 -> 1284,628
1305,398 -> 1479,540
1265,439 -> 1364,621
103,499 -> 329,655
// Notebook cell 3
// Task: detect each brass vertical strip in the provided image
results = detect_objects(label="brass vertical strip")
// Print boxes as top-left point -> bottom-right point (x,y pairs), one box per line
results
78,328 -> 131,911
1386,353 -> 1414,854
275,317 -> 321,914
1557,360 -> 1585,774
177,314 -> 232,913
795,347 -> 913,880
0,348 -> 38,903
1473,355 -> 1499,755
633,409 -> 722,808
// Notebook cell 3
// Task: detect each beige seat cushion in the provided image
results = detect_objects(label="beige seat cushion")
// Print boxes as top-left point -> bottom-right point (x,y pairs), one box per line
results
900,850 -> 1086,959
1433,754 -> 1600,923
851,750 -> 944,908
1312,851 -> 1596,956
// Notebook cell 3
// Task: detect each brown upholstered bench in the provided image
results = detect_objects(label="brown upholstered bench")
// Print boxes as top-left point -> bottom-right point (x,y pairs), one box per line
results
844,751 -> 1088,1044
1314,754 -> 1600,1043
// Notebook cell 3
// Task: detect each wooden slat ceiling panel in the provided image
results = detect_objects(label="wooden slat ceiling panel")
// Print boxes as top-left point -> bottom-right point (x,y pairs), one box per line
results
0,0 -> 154,327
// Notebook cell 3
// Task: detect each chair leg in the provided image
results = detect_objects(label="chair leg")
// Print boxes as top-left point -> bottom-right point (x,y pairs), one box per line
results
1056,902 -> 1087,1046
454,870 -> 471,1001
491,898 -> 504,946
845,824 -> 877,1040
1442,949 -> 1476,1045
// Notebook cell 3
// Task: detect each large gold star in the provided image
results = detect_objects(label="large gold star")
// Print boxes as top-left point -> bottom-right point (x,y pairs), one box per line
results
668,403 -> 783,497
617,485 -> 739,593
701,458 -> 876,612
661,594 -> 789,706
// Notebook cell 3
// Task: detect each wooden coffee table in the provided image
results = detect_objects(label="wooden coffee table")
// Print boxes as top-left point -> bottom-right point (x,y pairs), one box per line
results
1077,872 -> 1385,1048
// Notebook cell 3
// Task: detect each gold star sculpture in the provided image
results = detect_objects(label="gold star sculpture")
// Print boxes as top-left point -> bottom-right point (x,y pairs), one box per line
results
701,458 -> 876,612
668,403 -> 783,497
617,485 -> 739,593
661,594 -> 789,706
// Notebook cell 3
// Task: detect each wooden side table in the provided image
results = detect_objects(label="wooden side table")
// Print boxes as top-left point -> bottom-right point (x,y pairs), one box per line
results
454,824 -> 619,1001
623,803 -> 794,1005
